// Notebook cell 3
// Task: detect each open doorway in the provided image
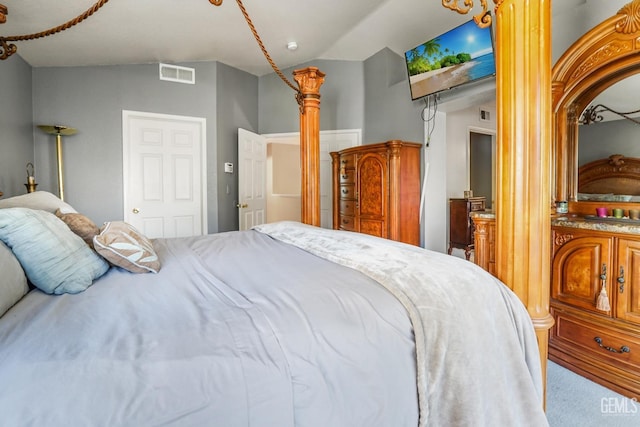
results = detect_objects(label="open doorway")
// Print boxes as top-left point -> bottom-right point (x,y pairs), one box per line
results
262,130 -> 361,228
468,129 -> 496,209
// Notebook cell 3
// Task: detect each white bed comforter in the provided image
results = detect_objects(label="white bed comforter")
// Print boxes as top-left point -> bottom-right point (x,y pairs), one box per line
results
254,221 -> 549,427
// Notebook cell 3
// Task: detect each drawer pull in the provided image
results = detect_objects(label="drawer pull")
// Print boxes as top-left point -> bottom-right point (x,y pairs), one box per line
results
594,337 -> 631,354
342,188 -> 349,195
618,266 -> 625,293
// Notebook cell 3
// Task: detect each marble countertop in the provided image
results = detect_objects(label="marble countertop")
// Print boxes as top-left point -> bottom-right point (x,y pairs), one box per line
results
471,210 -> 495,219
470,210 -> 640,235
552,215 -> 640,234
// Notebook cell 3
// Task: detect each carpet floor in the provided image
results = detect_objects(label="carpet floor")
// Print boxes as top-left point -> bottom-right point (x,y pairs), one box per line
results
546,361 -> 639,426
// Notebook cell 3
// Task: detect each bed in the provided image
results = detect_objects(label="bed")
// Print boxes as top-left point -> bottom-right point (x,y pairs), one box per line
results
577,154 -> 640,203
0,191 -> 548,426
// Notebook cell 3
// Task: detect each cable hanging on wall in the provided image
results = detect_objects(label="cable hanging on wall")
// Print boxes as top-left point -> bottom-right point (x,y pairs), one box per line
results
419,94 -> 439,225
421,94 -> 439,148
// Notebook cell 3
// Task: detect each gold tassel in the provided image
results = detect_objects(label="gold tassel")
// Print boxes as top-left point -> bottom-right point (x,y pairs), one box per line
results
596,283 -> 611,312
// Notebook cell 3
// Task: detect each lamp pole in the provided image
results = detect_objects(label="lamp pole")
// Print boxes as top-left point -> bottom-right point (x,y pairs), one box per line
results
38,125 -> 77,201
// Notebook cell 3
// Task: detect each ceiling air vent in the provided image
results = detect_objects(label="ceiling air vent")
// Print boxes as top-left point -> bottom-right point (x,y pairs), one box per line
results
159,63 -> 195,84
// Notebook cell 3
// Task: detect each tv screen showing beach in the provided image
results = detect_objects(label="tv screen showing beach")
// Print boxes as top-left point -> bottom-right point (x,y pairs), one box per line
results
405,19 -> 496,100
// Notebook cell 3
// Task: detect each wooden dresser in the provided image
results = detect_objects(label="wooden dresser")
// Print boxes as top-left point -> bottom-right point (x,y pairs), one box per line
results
330,140 -> 421,246
550,222 -> 640,398
448,197 -> 485,260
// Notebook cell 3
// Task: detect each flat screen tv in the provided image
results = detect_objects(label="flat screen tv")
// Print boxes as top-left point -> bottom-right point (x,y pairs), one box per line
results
404,17 -> 496,101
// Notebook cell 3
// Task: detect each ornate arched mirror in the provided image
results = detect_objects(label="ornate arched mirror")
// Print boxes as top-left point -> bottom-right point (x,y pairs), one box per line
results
553,0 -> 640,215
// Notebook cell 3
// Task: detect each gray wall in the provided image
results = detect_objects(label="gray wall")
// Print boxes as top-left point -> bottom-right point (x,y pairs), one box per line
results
216,62 -> 259,232
257,51 -> 424,145
363,48 -> 425,144
258,59 -> 365,134
29,61 -> 256,232
3,50 -> 429,236
0,55 -> 34,197
579,119 -> 640,166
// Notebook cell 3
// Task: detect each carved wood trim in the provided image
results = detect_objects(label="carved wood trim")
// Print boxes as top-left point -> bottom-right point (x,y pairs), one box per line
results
578,155 -> 640,195
554,232 -> 574,251
294,67 -> 325,226
553,0 -> 640,203
617,0 -> 640,34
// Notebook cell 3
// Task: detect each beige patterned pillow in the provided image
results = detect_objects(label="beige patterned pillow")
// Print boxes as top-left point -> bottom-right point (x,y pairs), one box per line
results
93,221 -> 160,274
55,209 -> 99,247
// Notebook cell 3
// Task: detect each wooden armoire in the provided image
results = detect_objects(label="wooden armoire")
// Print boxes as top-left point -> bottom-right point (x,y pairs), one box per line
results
330,140 -> 421,246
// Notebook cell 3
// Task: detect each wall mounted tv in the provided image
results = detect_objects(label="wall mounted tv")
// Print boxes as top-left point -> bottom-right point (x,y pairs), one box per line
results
404,17 -> 496,101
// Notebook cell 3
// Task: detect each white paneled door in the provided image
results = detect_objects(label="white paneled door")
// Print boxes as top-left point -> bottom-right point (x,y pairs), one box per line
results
123,111 -> 207,239
237,129 -> 266,230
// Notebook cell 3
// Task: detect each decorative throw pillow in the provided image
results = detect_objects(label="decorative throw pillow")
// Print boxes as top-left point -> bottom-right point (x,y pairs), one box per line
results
55,209 -> 100,247
0,191 -> 77,214
0,241 -> 29,317
93,221 -> 160,274
0,208 -> 110,294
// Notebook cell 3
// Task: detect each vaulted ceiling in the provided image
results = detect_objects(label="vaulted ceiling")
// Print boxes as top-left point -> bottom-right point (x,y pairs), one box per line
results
0,0 -> 617,76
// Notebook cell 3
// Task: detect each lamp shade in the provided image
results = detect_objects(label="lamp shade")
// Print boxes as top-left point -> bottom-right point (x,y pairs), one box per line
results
37,125 -> 77,136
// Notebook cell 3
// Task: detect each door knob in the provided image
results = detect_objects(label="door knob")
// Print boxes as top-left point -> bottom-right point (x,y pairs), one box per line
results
236,203 -> 248,208
132,208 -> 140,214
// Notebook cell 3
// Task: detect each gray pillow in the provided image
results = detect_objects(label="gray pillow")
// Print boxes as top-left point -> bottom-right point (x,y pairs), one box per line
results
0,241 -> 29,317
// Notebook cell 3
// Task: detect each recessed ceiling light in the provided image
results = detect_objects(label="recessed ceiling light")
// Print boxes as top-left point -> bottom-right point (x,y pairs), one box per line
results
287,41 -> 298,51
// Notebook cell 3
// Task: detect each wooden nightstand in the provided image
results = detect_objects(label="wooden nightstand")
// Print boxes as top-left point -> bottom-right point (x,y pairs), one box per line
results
448,197 -> 485,260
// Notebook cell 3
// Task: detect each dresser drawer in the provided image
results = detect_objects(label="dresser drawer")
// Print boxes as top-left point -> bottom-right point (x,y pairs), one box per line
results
469,200 -> 485,212
339,215 -> 356,231
340,200 -> 355,216
339,168 -> 355,184
339,154 -> 356,169
339,184 -> 356,199
553,311 -> 640,368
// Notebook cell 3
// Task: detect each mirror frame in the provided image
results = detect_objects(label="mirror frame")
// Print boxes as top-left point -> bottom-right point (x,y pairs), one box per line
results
552,0 -> 640,215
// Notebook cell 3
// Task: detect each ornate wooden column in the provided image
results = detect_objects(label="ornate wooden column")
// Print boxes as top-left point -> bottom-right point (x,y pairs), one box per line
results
494,0 -> 554,404
293,67 -> 325,226
443,0 -> 555,405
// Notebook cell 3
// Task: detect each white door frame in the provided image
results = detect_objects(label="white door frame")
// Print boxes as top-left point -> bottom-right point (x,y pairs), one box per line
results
467,126 -> 496,208
262,129 -> 362,228
122,110 -> 208,235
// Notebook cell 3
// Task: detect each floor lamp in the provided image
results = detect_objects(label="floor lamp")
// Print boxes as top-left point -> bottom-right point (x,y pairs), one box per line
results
37,125 -> 77,201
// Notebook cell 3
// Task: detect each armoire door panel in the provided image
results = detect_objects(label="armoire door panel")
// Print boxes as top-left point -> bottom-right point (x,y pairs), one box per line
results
617,238 -> 640,326
360,219 -> 385,239
552,234 -> 613,314
357,153 -> 387,218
